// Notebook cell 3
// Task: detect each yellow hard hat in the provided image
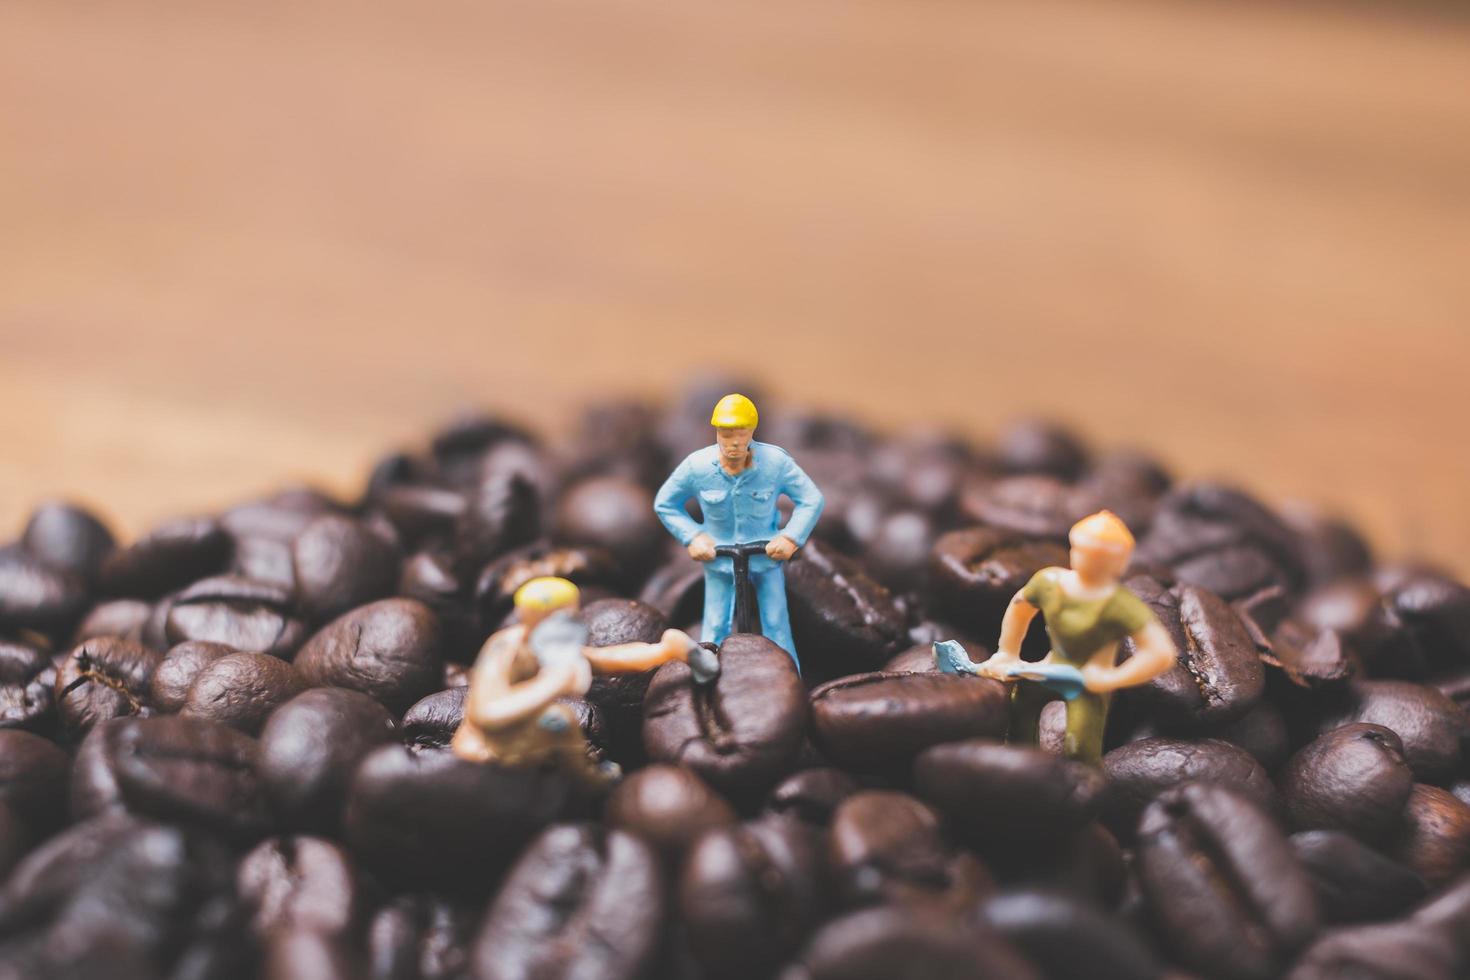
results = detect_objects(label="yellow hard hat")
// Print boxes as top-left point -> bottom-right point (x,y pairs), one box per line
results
710,393 -> 758,429
1069,510 -> 1135,554
513,576 -> 581,613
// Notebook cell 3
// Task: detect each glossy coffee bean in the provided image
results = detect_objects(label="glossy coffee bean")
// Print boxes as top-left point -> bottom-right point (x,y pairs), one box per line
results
181,650 -> 304,733
1074,449 -> 1171,534
827,790 -> 990,911
98,515 -> 231,598
582,597 -> 668,764
0,729 -> 69,831
294,599 -> 443,714
1117,572 -> 1264,727
149,640 -> 235,713
54,636 -> 161,737
428,413 -> 535,485
0,638 -> 55,732
785,540 -> 909,683
1137,483 -> 1305,600
1287,921 -> 1461,980
1203,700 -> 1291,772
928,526 -> 1068,644
605,764 -> 737,864
960,474 -> 1097,540
679,816 -> 826,979
1102,737 -> 1278,838
72,598 -> 152,646
554,475 -> 664,581
981,890 -> 1163,980
471,824 -> 663,980
344,744 -> 587,892
238,835 -> 364,938
994,419 -> 1088,479
638,558 -> 707,629
367,894 -> 476,980
258,687 -> 398,833
914,739 -> 1106,847
1281,504 -> 1373,588
474,543 -> 620,629
1382,570 -> 1470,676
643,633 -> 806,801
1289,829 -> 1427,923
454,470 -> 540,576
810,672 -> 1008,771
880,643 -> 942,673
1136,782 -> 1319,980
292,514 -> 401,624
70,715 -> 272,838
21,501 -> 114,578
164,575 -> 308,658
400,686 -> 602,754
781,906 -> 1039,980
857,507 -> 938,591
766,768 -> 861,826
1279,723 -> 1414,842
0,548 -> 88,633
1386,784 -> 1470,887
1326,680 -> 1467,783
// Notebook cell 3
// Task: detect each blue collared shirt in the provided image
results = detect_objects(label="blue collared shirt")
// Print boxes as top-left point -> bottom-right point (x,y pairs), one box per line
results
654,441 -> 824,553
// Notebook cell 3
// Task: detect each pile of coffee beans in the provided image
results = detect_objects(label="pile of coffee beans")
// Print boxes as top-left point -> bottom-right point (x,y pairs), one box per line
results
2,378 -> 1469,979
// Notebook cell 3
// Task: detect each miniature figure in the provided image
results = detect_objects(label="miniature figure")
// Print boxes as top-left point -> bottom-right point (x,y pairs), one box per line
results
452,576 -> 715,784
653,394 -> 824,671
933,510 -> 1177,764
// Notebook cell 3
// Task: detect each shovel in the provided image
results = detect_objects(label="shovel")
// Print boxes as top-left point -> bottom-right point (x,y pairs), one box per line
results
932,640 -> 1088,701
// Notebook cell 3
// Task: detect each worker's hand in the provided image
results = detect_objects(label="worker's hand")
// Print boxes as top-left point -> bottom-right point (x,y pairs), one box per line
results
660,628 -> 699,661
688,533 -> 717,562
765,535 -> 799,561
1081,663 -> 1124,694
973,651 -> 1021,682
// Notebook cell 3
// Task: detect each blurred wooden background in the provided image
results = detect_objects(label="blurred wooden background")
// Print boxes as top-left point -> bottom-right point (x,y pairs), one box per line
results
2,0 -> 1468,574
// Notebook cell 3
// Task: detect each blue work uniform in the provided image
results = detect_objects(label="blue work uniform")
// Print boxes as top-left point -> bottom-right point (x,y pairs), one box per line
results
653,441 -> 824,669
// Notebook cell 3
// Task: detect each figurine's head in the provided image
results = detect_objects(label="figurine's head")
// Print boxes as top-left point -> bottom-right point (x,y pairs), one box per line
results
513,576 -> 581,628
710,393 -> 758,464
1068,510 -> 1135,584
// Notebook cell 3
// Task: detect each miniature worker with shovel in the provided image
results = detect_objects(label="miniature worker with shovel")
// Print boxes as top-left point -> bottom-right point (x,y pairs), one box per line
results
935,510 -> 1178,764
654,394 -> 824,671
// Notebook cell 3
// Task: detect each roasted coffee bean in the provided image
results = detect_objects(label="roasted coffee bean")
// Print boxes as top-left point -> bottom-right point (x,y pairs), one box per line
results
1262,617 -> 1356,690
785,540 -> 909,683
471,824 -> 663,980
864,429 -> 971,516
960,474 -> 1098,541
1287,921 -> 1462,980
164,574 -> 308,658
1296,577 -> 1414,677
1279,723 -> 1414,842
1324,680 -> 1467,783
98,515 -> 232,599
367,894 -> 476,980
0,729 -> 69,831
582,597 -> 668,764
928,526 -> 1068,646
0,638 -> 54,731
1074,449 -> 1171,534
149,640 -> 235,712
238,835 -> 364,938
0,548 -> 88,633
474,543 -> 619,629
1136,482 -> 1305,600
223,487 -> 340,542
554,475 -> 664,582
263,929 -> 361,980
827,790 -> 990,911
1116,572 -> 1264,727
453,471 -> 540,577
0,801 -> 32,880
400,686 -> 602,753
1290,829 -> 1428,923
643,633 -> 806,801
766,767 -> 861,826
1136,782 -> 1319,980
880,643 -> 942,673
981,889 -> 1163,980
679,816 -> 825,979
1204,700 -> 1291,771
914,739 -> 1106,847
72,598 -> 152,646
781,905 -> 1040,980
397,549 -> 480,659
259,687 -> 398,833
295,598 -> 443,714
1386,784 -> 1470,887
54,636 -> 161,736
638,557 -> 706,631
427,414 -> 535,488
605,764 -> 737,863
810,672 -> 1008,771
344,744 -> 587,892
181,650 -> 304,733
1102,737 -> 1278,838
20,501 -> 114,578
70,714 -> 271,838
1281,503 -> 1374,588
292,514 -> 401,624
994,419 -> 1088,480
1382,570 -> 1470,677
380,486 -> 466,551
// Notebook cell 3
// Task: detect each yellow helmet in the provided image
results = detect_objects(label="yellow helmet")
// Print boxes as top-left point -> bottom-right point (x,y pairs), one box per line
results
710,393 -> 759,429
1069,510 -> 1135,554
513,576 -> 581,614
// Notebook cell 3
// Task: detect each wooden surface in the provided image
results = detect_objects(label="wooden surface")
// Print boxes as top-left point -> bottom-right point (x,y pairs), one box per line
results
2,0 -> 1468,575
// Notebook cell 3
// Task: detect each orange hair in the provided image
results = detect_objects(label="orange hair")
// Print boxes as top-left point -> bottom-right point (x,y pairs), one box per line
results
1069,510 -> 1135,554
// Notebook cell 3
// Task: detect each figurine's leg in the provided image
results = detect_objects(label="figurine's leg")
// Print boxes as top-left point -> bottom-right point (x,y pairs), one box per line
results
1062,691 -> 1111,766
753,565 -> 799,671
702,566 -> 736,647
1009,681 -> 1059,747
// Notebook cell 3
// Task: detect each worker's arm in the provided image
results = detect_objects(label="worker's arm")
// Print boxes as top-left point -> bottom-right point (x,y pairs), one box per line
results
653,456 -> 704,546
466,662 -> 581,731
771,453 -> 824,557
1081,619 -> 1178,694
582,629 -> 697,674
973,591 -> 1039,679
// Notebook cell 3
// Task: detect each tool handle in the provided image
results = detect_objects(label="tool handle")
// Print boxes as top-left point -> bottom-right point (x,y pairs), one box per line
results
713,540 -> 770,558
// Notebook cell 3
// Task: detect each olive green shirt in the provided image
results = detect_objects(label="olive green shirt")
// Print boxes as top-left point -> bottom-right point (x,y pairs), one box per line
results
1021,568 -> 1154,666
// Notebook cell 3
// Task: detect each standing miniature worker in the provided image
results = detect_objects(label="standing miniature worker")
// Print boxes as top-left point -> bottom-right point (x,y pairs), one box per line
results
653,394 -> 824,670
452,576 -> 715,784
935,511 -> 1177,764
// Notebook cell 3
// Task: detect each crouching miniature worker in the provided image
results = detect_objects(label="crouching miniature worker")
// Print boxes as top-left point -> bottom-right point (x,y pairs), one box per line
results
452,576 -> 718,785
935,511 -> 1178,765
